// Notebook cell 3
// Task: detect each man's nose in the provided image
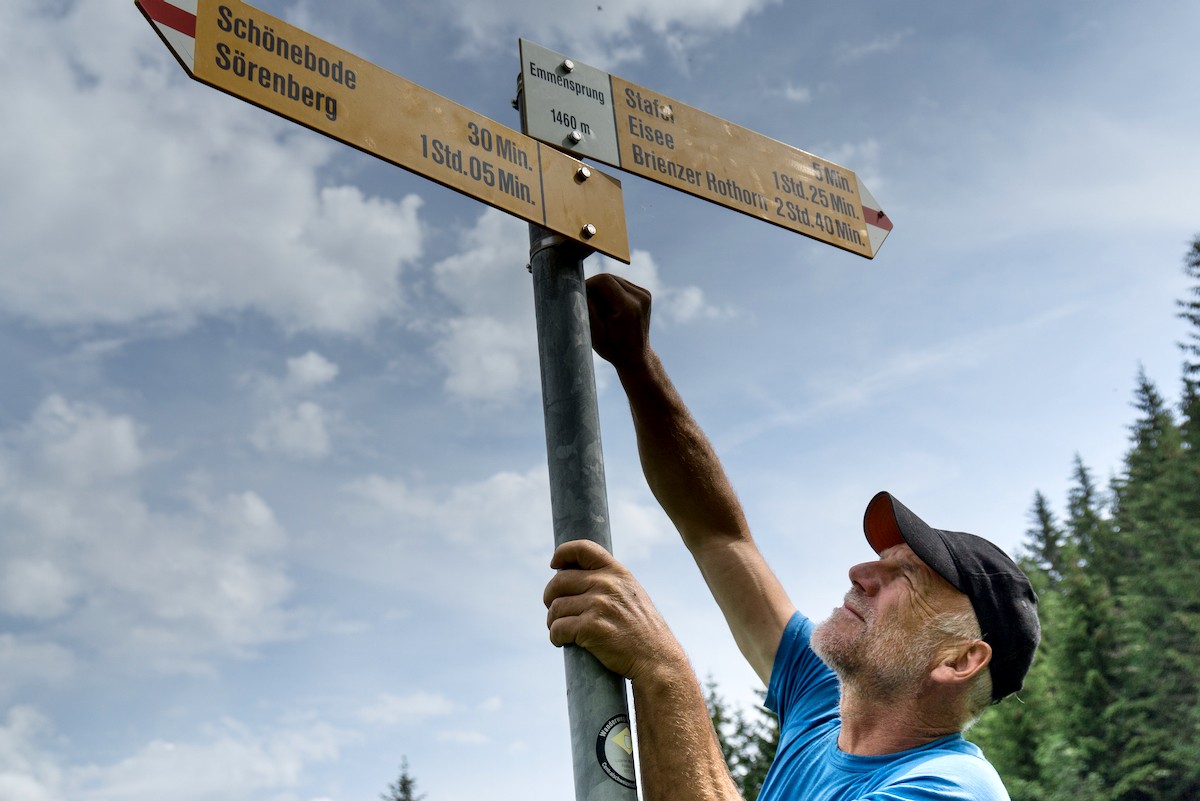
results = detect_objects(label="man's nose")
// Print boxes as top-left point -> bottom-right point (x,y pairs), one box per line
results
848,560 -> 882,595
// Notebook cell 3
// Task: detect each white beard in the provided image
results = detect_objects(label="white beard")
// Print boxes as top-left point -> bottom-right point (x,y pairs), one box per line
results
811,601 -> 934,699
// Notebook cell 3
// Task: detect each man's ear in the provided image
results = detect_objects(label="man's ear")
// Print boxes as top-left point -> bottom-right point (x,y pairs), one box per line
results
931,640 -> 992,687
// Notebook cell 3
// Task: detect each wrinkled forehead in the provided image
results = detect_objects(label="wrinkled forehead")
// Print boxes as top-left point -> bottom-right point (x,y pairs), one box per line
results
878,543 -> 924,573
878,544 -> 961,598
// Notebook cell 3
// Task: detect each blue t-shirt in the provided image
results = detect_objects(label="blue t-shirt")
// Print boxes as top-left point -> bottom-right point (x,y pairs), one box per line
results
758,612 -> 1010,801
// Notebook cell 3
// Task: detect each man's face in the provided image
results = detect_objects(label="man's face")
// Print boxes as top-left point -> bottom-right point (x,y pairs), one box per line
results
812,544 -> 967,697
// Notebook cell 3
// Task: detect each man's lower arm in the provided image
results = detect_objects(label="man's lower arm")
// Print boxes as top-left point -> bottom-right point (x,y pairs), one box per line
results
616,352 -> 751,549
632,664 -> 743,801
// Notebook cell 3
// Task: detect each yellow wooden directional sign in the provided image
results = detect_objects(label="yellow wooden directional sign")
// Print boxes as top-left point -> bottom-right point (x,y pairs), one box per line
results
136,0 -> 630,262
520,40 -> 892,259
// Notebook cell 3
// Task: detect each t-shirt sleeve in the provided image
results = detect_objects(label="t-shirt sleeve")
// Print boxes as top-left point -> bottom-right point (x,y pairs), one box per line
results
764,611 -> 841,730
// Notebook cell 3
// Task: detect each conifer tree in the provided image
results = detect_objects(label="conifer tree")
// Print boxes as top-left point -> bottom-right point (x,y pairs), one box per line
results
1177,235 -> 1200,401
1106,372 -> 1196,801
1170,234 -> 1200,798
970,495 -> 1093,801
965,567 -> 1046,798
704,679 -> 779,800
381,757 -> 425,801
1149,235 -> 1200,799
1025,490 -> 1066,586
1051,457 -> 1117,795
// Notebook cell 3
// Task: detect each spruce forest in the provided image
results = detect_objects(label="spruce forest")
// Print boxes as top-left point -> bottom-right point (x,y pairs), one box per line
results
708,236 -> 1200,800
967,235 -> 1200,798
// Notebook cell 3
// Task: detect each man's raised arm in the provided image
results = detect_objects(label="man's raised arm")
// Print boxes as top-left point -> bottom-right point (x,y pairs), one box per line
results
587,274 -> 795,683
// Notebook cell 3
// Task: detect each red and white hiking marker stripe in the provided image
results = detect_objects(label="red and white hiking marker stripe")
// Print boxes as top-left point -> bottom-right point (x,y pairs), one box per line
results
858,184 -> 894,256
138,0 -> 198,72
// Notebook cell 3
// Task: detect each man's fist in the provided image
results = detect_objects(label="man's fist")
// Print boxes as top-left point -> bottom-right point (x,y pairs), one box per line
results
586,274 -> 652,370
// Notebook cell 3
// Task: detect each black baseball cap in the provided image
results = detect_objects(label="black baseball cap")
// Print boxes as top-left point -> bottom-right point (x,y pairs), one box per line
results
863,491 -> 1040,701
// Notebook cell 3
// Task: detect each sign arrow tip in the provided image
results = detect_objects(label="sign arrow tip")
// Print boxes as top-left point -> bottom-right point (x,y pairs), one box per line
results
135,0 -> 198,75
857,183 -> 893,257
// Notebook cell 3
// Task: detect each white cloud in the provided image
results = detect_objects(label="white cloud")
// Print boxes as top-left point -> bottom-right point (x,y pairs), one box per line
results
435,316 -> 533,402
974,105 -> 1200,240
246,354 -> 340,460
781,83 -> 813,104
25,396 -> 149,488
0,707 -> 63,801
0,708 -> 346,801
836,29 -> 914,64
590,251 -> 734,326
606,489 -> 676,560
436,730 -> 490,745
722,303 -> 1083,450
72,720 -> 344,801
346,463 -> 672,564
0,397 -> 295,678
0,1 -> 424,336
0,639 -> 76,700
346,466 -> 551,554
252,402 -> 333,460
429,209 -> 540,403
0,560 -> 78,621
444,0 -> 781,65
286,352 -> 340,389
359,692 -> 455,727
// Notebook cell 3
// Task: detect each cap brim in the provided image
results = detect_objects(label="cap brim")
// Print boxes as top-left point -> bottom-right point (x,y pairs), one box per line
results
864,491 -> 909,554
863,491 -> 965,594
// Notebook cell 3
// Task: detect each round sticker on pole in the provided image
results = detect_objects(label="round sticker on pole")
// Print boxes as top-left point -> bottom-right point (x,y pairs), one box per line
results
596,714 -> 636,789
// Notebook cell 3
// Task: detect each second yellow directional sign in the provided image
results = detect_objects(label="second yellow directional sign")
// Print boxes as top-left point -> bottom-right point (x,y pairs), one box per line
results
520,40 -> 893,259
135,0 -> 629,262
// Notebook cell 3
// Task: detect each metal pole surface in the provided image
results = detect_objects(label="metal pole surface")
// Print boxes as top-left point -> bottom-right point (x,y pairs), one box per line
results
527,224 -> 639,801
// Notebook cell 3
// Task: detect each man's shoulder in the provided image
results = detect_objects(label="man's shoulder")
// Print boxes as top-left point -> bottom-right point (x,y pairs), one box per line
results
761,733 -> 1011,801
877,738 -> 1009,800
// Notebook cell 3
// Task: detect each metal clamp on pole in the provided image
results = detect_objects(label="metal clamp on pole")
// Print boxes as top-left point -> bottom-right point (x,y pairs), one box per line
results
528,233 -> 594,273
529,233 -> 571,262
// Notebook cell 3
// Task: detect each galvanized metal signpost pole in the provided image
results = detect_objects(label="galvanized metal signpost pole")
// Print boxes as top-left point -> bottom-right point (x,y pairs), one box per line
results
521,82 -> 638,801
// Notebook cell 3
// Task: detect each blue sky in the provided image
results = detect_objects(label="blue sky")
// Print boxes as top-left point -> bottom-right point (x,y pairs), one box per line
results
1,0 -> 1197,799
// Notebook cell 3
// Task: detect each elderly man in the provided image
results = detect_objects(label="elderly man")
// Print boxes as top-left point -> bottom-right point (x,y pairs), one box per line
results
544,274 -> 1039,801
